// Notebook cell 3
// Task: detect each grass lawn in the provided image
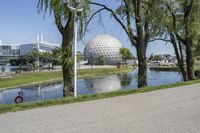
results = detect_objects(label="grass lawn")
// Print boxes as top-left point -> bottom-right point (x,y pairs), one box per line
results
0,79 -> 200,114
0,67 -> 132,90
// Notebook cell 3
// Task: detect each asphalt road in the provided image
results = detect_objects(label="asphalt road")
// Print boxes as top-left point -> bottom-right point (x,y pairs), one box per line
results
1,83 -> 200,133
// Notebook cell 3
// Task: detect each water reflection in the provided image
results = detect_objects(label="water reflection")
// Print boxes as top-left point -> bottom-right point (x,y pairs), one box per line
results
0,82 -> 63,104
118,73 -> 133,86
84,75 -> 122,93
0,69 -> 183,104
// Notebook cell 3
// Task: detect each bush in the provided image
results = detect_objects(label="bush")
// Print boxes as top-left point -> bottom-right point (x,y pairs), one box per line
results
97,55 -> 105,65
1,66 -> 5,73
195,70 -> 200,79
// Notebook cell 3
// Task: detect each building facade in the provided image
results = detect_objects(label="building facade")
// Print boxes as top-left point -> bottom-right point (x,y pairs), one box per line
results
0,34 -> 58,65
0,45 -> 20,65
20,43 -> 57,56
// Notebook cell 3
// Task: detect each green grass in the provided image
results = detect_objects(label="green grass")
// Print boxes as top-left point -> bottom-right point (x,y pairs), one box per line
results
0,67 -> 132,90
1,79 -> 200,114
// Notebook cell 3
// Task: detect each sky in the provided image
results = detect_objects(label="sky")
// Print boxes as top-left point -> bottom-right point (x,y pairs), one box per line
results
0,0 -> 174,57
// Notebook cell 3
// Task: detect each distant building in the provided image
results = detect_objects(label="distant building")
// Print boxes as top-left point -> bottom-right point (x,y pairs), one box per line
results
0,44 -> 20,65
0,34 -> 59,65
20,43 -> 57,56
149,54 -> 177,65
20,34 -> 57,56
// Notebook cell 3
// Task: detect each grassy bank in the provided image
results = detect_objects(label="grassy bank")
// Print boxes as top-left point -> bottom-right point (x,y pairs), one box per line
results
0,67 -> 132,90
149,66 -> 179,71
1,79 -> 200,114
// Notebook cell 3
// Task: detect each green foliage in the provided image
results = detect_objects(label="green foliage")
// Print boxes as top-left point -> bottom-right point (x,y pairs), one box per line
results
120,48 -> 133,62
1,66 -> 5,73
10,59 -> 27,66
97,55 -> 105,65
159,0 -> 200,38
24,51 -> 41,71
37,0 -> 90,37
52,47 -> 62,65
25,51 -> 41,63
194,38 -> 200,61
151,55 -> 162,62
77,51 -> 83,63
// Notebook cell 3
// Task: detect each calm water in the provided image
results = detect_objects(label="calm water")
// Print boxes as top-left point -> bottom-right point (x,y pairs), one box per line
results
0,69 -> 183,104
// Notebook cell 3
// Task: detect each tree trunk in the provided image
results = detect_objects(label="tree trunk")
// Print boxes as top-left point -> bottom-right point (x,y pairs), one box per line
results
62,27 -> 74,96
136,44 -> 147,88
185,41 -> 196,80
171,34 -> 188,81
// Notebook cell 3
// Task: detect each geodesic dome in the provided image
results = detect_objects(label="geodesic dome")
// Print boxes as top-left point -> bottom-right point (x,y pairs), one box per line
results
84,35 -> 123,65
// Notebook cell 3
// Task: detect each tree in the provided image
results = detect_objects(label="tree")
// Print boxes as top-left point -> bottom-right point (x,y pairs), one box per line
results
120,48 -> 133,63
40,52 -> 53,70
37,0 -> 90,96
194,37 -> 200,62
157,0 -> 200,81
77,51 -> 83,63
1,66 -> 5,73
97,55 -> 105,65
10,59 -> 27,66
151,55 -> 161,62
24,51 -> 41,71
89,0 -> 164,87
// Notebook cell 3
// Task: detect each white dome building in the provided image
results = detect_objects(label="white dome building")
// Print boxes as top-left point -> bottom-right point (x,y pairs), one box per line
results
84,35 -> 123,65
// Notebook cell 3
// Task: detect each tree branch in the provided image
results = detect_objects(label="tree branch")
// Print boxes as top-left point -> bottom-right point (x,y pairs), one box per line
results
149,38 -> 171,43
90,1 -> 137,46
53,11 -> 64,34
64,12 -> 73,32
123,0 -> 132,34
83,7 -> 106,36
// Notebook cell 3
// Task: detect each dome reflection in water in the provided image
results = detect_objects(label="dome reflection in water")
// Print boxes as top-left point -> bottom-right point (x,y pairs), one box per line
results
0,69 -> 182,104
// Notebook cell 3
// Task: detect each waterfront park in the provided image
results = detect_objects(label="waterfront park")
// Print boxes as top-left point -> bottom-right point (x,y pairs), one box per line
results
0,0 -> 200,116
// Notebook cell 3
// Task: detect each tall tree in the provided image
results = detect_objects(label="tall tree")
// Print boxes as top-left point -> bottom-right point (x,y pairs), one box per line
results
89,0 -> 164,87
158,0 -> 200,81
37,0 -> 89,96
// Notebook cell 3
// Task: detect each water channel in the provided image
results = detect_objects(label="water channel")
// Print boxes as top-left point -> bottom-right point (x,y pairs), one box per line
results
0,69 -> 183,104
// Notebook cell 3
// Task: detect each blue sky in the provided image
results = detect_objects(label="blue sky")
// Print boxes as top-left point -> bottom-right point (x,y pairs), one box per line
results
0,0 -> 174,57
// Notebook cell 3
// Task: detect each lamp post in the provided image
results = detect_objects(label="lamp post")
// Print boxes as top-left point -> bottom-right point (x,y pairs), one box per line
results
65,0 -> 84,97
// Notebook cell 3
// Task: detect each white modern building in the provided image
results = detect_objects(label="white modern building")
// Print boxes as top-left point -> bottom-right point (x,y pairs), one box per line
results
20,34 -> 58,56
0,40 -> 20,65
84,35 -> 123,65
0,34 -> 59,65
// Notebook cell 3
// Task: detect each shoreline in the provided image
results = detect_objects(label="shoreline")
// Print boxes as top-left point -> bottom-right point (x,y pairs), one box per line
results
0,67 -> 132,91
1,79 -> 200,114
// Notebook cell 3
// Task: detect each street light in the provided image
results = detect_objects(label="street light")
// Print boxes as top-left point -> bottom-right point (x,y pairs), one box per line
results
65,0 -> 84,97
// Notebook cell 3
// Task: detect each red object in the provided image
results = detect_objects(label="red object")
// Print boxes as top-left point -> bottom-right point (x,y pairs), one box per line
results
15,96 -> 23,103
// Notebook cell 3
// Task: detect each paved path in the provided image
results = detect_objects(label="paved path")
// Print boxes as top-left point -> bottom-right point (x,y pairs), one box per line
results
1,83 -> 200,133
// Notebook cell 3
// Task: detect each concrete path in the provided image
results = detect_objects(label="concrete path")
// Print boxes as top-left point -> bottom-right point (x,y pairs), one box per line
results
1,83 -> 200,133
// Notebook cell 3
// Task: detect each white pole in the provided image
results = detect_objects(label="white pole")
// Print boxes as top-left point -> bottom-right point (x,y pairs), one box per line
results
65,0 -> 83,98
37,43 -> 40,71
74,12 -> 77,98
